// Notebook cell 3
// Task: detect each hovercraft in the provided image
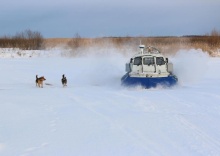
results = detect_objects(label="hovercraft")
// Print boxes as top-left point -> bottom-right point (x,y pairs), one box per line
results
121,45 -> 178,88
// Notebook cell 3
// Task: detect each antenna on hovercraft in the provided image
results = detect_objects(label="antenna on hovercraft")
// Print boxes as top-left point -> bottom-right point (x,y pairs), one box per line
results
139,44 -> 145,54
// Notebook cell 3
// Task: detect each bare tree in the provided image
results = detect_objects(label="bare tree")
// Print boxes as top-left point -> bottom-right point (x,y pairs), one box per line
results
0,29 -> 44,50
68,33 -> 81,49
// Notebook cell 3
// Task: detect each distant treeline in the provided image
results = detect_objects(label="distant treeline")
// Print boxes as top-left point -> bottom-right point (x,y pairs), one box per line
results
1,29 -> 220,55
0,29 -> 44,50
65,34 -> 220,55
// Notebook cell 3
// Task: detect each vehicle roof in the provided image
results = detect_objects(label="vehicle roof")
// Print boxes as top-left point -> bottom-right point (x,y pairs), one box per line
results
132,46 -> 164,58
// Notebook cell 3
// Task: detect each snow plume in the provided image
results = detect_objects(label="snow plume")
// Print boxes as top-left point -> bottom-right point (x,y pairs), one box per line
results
172,49 -> 210,85
70,43 -> 135,58
71,46 -> 130,88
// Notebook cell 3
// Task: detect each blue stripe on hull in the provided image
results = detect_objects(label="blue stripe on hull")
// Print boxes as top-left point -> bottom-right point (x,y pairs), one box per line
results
121,73 -> 178,88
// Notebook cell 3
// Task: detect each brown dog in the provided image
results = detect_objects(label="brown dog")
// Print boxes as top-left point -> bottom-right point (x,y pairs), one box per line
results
36,75 -> 46,88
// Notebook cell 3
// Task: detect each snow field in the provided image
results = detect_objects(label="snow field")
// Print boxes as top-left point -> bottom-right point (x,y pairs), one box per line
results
0,48 -> 220,156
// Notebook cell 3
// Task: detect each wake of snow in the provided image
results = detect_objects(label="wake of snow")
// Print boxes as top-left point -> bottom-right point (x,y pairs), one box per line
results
0,47 -> 220,156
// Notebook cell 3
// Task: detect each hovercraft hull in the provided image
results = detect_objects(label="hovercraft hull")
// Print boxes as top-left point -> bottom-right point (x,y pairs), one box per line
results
121,73 -> 178,88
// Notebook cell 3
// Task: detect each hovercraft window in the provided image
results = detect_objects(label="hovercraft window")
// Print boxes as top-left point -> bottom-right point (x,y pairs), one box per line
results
134,57 -> 142,65
143,57 -> 154,65
156,57 -> 165,65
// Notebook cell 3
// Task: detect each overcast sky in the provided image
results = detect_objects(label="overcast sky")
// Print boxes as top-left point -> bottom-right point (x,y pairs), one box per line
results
1,0 -> 219,38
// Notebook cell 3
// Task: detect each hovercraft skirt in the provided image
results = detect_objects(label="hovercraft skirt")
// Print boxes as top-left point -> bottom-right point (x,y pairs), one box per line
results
121,73 -> 177,88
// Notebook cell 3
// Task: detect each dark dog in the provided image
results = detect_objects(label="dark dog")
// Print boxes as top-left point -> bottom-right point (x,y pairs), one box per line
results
36,75 -> 46,88
36,75 -> 38,86
61,74 -> 67,87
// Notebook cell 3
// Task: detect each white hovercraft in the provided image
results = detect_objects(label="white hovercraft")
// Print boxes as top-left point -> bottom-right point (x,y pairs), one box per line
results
121,45 -> 178,88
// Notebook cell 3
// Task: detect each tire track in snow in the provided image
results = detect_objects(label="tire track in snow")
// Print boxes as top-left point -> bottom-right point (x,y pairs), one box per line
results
21,93 -> 59,156
21,143 -> 49,156
67,93 -> 160,155
113,92 -> 158,113
177,115 -> 220,155
196,91 -> 220,112
163,91 -> 220,155
163,91 -> 203,115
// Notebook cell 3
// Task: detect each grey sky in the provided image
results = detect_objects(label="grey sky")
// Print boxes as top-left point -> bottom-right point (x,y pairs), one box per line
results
1,0 -> 219,38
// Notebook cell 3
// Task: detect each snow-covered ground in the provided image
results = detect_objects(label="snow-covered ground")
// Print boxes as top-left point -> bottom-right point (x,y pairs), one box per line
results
0,48 -> 220,156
